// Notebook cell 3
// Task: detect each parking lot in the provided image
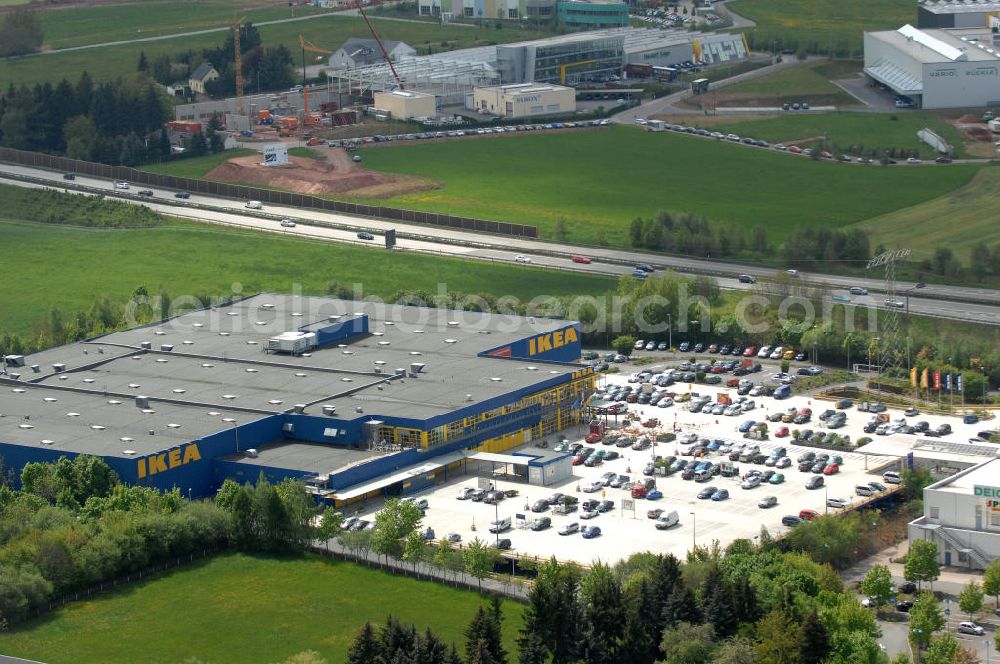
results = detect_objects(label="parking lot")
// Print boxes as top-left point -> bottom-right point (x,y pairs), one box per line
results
347,361 -> 993,564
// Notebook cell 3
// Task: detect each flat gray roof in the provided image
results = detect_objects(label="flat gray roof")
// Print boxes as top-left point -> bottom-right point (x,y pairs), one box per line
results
220,442 -> 382,476
0,294 -> 581,455
867,24 -> 1000,62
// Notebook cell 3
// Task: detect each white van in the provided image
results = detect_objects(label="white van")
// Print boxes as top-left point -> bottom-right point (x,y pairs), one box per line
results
245,200 -> 263,210
855,484 -> 875,497
655,510 -> 680,529
489,517 -> 511,533
883,471 -> 902,485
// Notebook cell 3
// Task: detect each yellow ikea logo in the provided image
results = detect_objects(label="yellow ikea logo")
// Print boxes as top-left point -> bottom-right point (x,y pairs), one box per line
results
137,443 -> 202,479
527,327 -> 578,356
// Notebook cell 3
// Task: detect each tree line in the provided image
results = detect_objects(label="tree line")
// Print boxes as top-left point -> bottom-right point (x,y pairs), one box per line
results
629,211 -> 770,259
0,453 -> 321,626
0,9 -> 43,57
781,227 -> 871,267
0,70 -> 169,166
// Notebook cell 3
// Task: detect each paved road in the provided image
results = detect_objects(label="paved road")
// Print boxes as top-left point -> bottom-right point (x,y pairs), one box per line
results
3,164 -> 1000,326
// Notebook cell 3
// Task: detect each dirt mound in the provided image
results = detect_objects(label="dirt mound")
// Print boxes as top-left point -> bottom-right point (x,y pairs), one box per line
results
204,152 -> 438,198
957,114 -> 983,124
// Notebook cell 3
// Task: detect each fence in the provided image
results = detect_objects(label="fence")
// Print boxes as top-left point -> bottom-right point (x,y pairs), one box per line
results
0,147 -> 538,239
313,539 -> 531,602
17,547 -> 222,626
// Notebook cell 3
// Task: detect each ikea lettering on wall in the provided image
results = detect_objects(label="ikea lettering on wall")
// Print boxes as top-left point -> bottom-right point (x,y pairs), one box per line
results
527,327 -> 578,356
137,443 -> 202,479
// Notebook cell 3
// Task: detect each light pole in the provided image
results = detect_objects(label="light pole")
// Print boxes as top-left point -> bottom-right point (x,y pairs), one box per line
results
690,504 -> 697,548
492,483 -> 499,546
222,417 -> 239,453
824,484 -> 829,514
667,313 -> 673,351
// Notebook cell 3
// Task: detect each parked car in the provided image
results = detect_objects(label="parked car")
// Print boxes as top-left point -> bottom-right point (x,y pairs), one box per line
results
799,509 -> 820,521
758,495 -> 778,509
581,525 -> 602,539
895,600 -> 914,612
558,522 -> 580,535
781,515 -> 803,527
958,622 -> 984,636
827,497 -> 848,509
530,517 -> 551,531
357,231 -> 375,240
806,476 -> 825,490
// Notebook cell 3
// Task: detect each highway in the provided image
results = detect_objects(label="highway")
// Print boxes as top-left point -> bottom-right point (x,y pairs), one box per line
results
3,163 -> 1000,327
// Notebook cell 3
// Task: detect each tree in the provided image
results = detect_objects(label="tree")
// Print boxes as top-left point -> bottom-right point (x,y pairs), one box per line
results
516,631 -> 547,664
63,115 -> 99,161
520,558 -> 582,664
754,610 -> 803,664
924,633 -> 960,664
798,609 -> 830,664
908,591 -> 945,652
970,242 -> 991,282
314,507 -> 343,549
0,10 -> 44,57
137,51 -> 149,72
958,580 -> 984,621
580,561 -> 625,656
660,622 -> 716,664
663,583 -> 700,628
463,538 -> 498,591
983,559 -> 1000,607
859,564 -> 894,610
402,530 -> 427,570
904,540 -> 940,592
710,637 -> 756,664
465,604 -> 507,664
371,498 -> 424,563
612,335 -> 636,358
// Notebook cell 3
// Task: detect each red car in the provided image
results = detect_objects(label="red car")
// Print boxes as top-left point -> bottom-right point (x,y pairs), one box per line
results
726,377 -> 740,387
710,365 -> 726,374
631,485 -> 648,499
642,418 -> 660,428
626,394 -> 638,403
573,454 -> 588,466
822,463 -> 840,475
775,426 -> 789,438
820,151 -> 833,159
743,346 -> 757,357
788,146 -> 803,154
584,432 -> 603,444
799,407 -> 812,416
799,509 -> 820,521
571,255 -> 592,264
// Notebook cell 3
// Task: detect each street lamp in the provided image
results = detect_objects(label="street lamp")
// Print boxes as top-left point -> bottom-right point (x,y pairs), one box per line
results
222,417 -> 239,452
667,313 -> 673,351
689,506 -> 697,548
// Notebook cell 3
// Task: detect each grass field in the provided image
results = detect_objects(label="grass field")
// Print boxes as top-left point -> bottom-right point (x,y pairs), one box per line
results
141,149 -> 256,178
707,60 -> 860,106
708,111 -> 971,158
0,553 -> 525,664
38,1 -> 325,51
854,166 -> 1000,262
0,217 -> 615,337
729,0 -> 912,54
351,125 -> 979,246
0,14 -> 550,88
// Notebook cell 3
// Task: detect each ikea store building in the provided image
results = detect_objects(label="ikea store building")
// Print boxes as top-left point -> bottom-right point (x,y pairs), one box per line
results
0,295 -> 593,505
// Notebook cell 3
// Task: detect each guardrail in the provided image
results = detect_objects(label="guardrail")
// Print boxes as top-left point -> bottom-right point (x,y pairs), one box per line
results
0,147 -> 538,239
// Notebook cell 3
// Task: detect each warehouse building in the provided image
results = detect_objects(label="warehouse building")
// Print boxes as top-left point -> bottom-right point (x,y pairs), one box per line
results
909,457 -> 1000,569
917,0 -> 1000,30
623,31 -> 749,68
372,89 -> 438,120
0,295 -> 593,505
555,0 -> 629,29
864,24 -> 1000,108
471,82 -> 576,117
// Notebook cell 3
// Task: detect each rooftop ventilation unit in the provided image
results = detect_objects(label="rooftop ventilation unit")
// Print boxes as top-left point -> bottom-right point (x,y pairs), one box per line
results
374,367 -> 383,374
3,355 -> 24,367
322,405 -> 337,416
282,422 -> 295,433
8,373 -> 19,381
293,404 -> 306,414
395,368 -> 406,376
30,365 -> 40,373
140,341 -> 152,350
136,396 -> 150,409
465,394 -> 473,402
448,321 -> 460,327
160,344 -> 174,352
356,406 -> 364,413
52,363 -> 66,372
410,363 -> 425,374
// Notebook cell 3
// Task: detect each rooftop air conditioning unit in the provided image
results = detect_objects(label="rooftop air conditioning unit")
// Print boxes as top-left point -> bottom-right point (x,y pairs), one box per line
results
3,355 -> 24,367
293,404 -> 306,414
160,344 -> 174,352
136,396 -> 150,409
395,368 -> 406,376
140,341 -> 152,350
52,363 -> 66,372
30,365 -> 40,373
322,405 -> 337,416
409,363 -> 425,374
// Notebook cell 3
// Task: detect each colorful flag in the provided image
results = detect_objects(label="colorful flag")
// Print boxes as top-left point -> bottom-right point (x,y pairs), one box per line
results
934,369 -> 942,391
910,366 -> 917,388
943,371 -> 951,392
956,373 -> 963,393
920,367 -> 929,389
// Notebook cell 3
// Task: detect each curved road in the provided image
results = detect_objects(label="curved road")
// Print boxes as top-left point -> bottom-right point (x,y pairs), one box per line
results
2,164 -> 999,326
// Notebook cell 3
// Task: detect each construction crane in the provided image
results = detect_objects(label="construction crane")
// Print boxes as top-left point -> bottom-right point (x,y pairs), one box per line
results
298,35 -> 333,117
231,15 -> 248,99
352,0 -> 404,90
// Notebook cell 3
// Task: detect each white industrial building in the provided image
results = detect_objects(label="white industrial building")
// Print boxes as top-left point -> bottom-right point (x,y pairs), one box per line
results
372,89 -> 438,119
918,0 -> 1000,29
909,457 -> 1000,569
864,24 -> 1000,108
471,82 -> 576,117
329,39 -> 416,70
